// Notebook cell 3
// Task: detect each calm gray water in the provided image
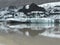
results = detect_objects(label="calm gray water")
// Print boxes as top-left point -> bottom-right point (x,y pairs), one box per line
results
0,22 -> 60,38
0,22 -> 60,45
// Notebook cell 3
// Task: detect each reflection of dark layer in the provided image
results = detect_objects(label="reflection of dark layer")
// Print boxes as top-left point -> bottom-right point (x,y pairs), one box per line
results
54,19 -> 60,23
54,33 -> 60,35
19,28 -> 46,36
7,20 -> 31,25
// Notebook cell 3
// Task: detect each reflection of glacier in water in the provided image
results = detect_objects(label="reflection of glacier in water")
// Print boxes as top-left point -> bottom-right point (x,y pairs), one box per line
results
8,23 -> 60,38
7,23 -> 54,30
40,24 -> 60,38
1,22 -> 60,38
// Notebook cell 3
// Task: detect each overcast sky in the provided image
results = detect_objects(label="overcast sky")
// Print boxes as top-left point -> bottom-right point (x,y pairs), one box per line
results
0,0 -> 60,7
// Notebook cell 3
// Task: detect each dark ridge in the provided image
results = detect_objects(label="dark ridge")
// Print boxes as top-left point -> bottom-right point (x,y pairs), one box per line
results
29,3 -> 46,11
8,5 -> 17,9
18,3 -> 46,15
7,5 -> 17,12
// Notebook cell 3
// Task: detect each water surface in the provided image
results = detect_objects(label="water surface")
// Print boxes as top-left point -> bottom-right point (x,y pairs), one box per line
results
0,22 -> 60,45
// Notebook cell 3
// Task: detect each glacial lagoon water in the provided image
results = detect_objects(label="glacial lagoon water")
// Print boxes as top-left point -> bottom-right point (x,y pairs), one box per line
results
0,22 -> 60,38
0,22 -> 60,45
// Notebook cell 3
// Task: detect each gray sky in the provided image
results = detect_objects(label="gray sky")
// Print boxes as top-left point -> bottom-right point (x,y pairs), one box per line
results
0,0 -> 60,7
